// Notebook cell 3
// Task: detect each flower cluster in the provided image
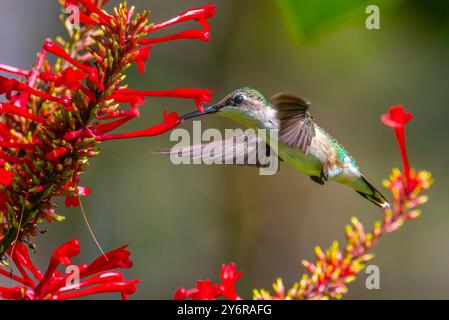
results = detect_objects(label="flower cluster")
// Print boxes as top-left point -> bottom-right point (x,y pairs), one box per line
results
0,239 -> 139,300
173,263 -> 242,300
0,0 -> 215,257
177,105 -> 432,300
381,105 -> 413,190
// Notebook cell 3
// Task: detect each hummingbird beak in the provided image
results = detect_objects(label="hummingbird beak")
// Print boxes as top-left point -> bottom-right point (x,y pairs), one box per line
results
179,104 -> 220,121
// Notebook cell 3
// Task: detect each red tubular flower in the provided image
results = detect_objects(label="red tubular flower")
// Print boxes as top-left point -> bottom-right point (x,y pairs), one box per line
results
43,40 -> 102,90
0,102 -> 46,124
107,93 -> 146,109
189,280 -> 221,300
141,29 -> 211,45
0,63 -> 31,77
0,76 -> 71,106
96,109 -> 141,121
45,146 -> 68,163
40,68 -> 87,91
64,0 -> 113,25
0,142 -> 35,150
65,185 -> 91,208
381,105 -> 413,190
64,0 -> 102,26
65,196 -> 79,208
132,46 -> 152,75
0,0 -> 215,260
81,245 -> 132,277
0,168 -> 14,187
90,109 -> 140,135
63,129 -> 83,141
114,88 -> 214,113
217,263 -> 243,300
94,109 -> 181,141
141,4 -> 215,46
0,75 -> 18,95
174,280 -> 222,300
0,150 -> 25,164
16,82 -> 72,106
173,287 -> 188,300
0,240 -> 139,300
132,5 -> 215,75
149,4 -> 215,32
70,11 -> 99,26
173,263 -> 242,300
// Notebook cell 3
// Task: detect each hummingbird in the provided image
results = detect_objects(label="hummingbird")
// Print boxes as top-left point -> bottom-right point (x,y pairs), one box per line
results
156,87 -> 390,209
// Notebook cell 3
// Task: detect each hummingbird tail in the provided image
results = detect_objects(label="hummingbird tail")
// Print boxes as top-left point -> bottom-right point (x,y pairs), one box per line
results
356,176 -> 390,209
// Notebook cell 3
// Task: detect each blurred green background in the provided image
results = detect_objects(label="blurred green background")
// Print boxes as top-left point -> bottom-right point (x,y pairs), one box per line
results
1,0 -> 448,299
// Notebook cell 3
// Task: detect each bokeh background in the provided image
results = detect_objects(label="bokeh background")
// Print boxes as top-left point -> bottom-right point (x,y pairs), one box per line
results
0,0 -> 448,299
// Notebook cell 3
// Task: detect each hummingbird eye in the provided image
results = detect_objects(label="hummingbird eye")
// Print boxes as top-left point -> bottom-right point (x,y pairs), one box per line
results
233,94 -> 244,106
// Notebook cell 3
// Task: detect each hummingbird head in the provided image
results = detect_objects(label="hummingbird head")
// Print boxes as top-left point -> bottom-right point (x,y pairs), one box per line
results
181,87 -> 272,128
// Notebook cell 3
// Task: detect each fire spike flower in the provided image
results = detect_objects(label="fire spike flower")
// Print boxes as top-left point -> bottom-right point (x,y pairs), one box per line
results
173,263 -> 242,300
0,1 -> 215,257
175,105 -> 432,300
0,239 -> 139,300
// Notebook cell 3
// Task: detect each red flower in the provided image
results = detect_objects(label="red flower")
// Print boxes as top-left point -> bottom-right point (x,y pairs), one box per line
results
43,40 -> 102,91
64,175 -> 91,208
58,68 -> 87,90
64,0 -> 112,25
64,0 -> 102,26
148,4 -> 215,32
0,76 -> 71,106
142,4 -> 215,46
173,287 -> 188,300
0,75 -> 18,96
93,109 -> 181,141
132,46 -> 152,75
217,263 -> 243,300
114,88 -> 213,113
174,280 -> 221,300
381,105 -> 413,190
0,142 -> 34,150
65,196 -> 79,208
190,280 -> 222,300
40,67 -> 87,91
0,240 -> 139,300
107,94 -> 146,109
381,105 -> 413,129
0,0 -> 215,259
0,63 -> 31,77
173,263 -> 242,300
45,146 -> 68,163
0,168 -> 14,187
0,102 -> 46,124
65,186 -> 91,208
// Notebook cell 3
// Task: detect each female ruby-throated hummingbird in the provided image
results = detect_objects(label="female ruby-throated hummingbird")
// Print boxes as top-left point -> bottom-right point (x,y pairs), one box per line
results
157,87 -> 390,209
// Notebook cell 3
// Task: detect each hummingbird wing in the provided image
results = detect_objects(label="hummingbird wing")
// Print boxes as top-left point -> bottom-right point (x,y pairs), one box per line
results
270,93 -> 316,155
154,133 -> 278,168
